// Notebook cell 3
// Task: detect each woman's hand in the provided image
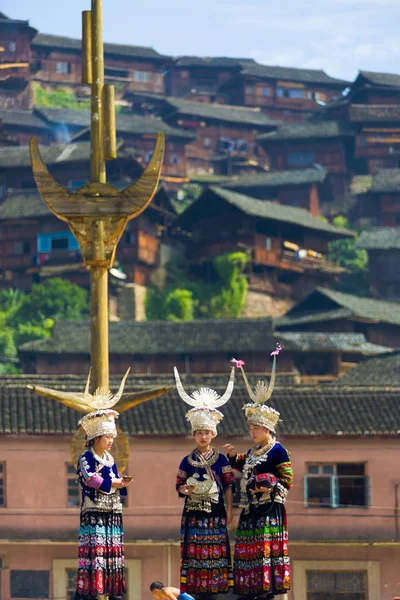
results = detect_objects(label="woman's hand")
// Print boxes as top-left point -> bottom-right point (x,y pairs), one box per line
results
179,484 -> 193,496
112,478 -> 127,489
223,443 -> 236,458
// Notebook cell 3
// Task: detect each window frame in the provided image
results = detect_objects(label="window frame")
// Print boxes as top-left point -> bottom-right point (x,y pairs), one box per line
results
55,61 -> 71,74
304,463 -> 370,509
0,462 -> 5,507
66,463 -> 80,508
133,70 -> 149,83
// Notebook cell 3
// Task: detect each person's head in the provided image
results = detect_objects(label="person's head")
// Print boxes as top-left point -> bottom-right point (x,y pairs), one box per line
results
149,581 -> 165,599
93,433 -> 115,454
193,428 -> 214,449
248,423 -> 274,446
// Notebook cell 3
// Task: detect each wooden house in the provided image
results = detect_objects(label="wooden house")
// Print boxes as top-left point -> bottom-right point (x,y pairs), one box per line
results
220,64 -> 348,121
276,286 -> 400,348
0,108 -> 52,147
356,228 -> 400,301
0,142 -> 175,290
17,319 -> 389,377
165,56 -> 257,102
171,186 -> 352,299
32,106 -> 194,180
128,94 -> 280,175
30,33 -> 168,95
0,12 -> 36,109
218,167 -> 331,217
257,121 -> 356,214
350,169 -> 400,227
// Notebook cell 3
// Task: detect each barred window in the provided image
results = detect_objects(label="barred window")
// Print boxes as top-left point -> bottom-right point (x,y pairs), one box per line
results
10,570 -> 49,598
307,570 -> 367,599
305,463 -> 370,509
67,464 -> 80,507
0,463 -> 5,507
66,569 -> 76,600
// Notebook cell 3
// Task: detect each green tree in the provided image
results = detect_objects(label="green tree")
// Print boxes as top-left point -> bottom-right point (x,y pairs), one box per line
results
15,278 -> 89,324
328,216 -> 369,296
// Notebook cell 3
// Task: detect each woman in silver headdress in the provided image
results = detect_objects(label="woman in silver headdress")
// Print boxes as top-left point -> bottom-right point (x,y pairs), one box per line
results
74,372 -> 133,600
225,346 -> 293,599
174,367 -> 236,599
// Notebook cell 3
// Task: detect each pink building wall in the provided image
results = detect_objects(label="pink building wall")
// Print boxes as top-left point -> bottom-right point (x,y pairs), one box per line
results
0,434 -> 400,599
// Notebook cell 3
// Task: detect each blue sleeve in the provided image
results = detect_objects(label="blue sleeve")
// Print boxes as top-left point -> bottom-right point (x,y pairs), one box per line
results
77,451 -> 112,494
112,463 -> 127,497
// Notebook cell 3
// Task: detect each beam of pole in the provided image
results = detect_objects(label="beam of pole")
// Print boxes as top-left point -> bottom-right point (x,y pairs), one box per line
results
90,263 -> 109,392
90,0 -> 106,184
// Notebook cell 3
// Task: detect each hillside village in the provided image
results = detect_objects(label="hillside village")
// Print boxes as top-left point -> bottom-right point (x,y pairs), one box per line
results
1,10 -> 400,600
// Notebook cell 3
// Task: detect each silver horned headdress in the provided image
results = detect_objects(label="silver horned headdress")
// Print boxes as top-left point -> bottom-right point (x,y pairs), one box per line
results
174,366 -> 235,436
232,343 -> 283,433
78,369 -> 130,440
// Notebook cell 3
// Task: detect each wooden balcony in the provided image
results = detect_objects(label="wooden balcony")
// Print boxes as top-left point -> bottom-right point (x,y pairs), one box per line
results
254,247 -> 345,274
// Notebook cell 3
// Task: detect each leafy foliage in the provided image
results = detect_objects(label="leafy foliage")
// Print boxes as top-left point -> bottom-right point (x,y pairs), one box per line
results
328,216 -> 369,296
0,279 -> 89,373
145,251 -> 250,321
33,82 -> 90,110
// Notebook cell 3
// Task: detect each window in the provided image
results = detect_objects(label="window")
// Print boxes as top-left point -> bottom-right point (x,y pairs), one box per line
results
265,236 -> 272,250
9,41 -> 16,52
66,569 -> 76,600
262,87 -> 270,96
246,85 -> 255,96
133,70 -> 149,83
13,241 -> 30,256
203,137 -> 212,148
305,463 -> 369,508
306,570 -> 367,600
218,136 -> 234,153
56,62 -> 71,74
277,86 -> 305,98
235,139 -> 249,152
37,231 -> 79,253
0,463 -> 5,507
104,66 -> 129,79
308,91 -> 320,101
287,151 -> 315,167
10,570 -> 50,598
67,464 -> 80,507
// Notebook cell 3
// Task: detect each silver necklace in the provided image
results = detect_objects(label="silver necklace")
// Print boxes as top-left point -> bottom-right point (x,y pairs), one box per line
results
91,448 -> 114,469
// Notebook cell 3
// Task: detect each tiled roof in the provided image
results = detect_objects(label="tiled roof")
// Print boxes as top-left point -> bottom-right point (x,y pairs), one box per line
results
164,98 -> 280,127
173,56 -> 256,68
0,374 -> 399,436
0,184 -> 172,221
0,109 -> 48,130
257,121 -> 355,142
370,169 -> 400,193
19,318 -> 276,355
358,70 -> 400,88
241,64 -> 349,86
337,351 -> 400,386
277,287 -> 400,327
277,332 -> 389,355
193,187 -> 353,238
220,167 -> 328,189
356,228 -> 400,250
349,104 -> 400,122
35,107 -> 194,139
32,33 -> 167,60
0,141 -> 93,169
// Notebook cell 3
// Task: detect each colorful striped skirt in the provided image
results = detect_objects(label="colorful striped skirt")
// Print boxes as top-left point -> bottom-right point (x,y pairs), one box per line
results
75,511 -> 126,600
234,503 -> 290,597
180,506 -> 233,595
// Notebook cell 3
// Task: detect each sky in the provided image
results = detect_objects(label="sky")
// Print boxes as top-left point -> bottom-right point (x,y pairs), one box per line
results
3,0 -> 400,82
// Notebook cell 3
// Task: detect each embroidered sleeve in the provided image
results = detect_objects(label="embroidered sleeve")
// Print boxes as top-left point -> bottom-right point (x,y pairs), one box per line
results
228,452 -> 247,472
176,457 -> 188,497
77,453 -> 112,494
221,464 -> 235,489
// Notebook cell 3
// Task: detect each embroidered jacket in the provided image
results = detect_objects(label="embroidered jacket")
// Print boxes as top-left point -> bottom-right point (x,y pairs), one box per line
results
229,442 -> 293,510
77,450 -> 127,512
176,449 -> 235,513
